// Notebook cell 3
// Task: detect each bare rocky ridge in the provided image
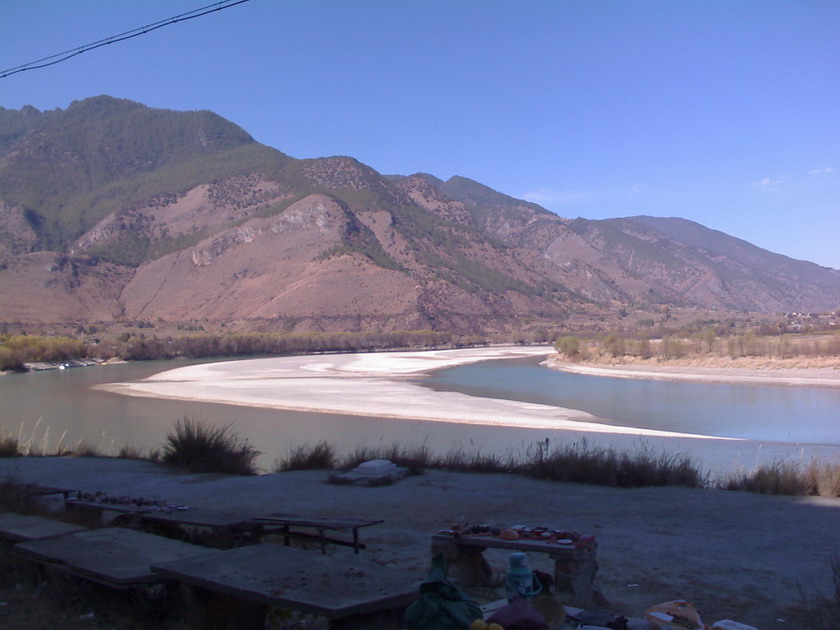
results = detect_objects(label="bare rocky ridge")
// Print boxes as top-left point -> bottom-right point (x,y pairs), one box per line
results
1,96 -> 839,332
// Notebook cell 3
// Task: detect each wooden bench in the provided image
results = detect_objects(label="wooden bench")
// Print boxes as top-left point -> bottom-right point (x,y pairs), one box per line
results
431,530 -> 601,607
251,514 -> 384,554
14,527 -> 221,588
152,542 -> 421,629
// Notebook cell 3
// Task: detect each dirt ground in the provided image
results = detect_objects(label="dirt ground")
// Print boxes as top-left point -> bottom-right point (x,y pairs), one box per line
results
2,456 -> 839,629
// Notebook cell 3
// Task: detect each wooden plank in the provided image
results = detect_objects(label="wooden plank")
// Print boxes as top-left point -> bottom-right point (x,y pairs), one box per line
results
0,513 -> 87,543
256,514 -> 384,530
152,543 -> 420,619
431,533 -> 582,554
14,527 -> 221,587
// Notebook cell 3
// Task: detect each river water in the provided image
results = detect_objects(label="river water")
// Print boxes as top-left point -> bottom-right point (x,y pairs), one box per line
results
1,355 -> 838,476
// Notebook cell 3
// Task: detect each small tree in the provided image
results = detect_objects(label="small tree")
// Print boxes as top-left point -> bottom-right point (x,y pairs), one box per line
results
554,335 -> 580,359
604,333 -> 625,358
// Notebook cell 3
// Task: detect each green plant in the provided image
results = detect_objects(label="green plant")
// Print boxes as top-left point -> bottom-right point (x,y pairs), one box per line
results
162,417 -> 260,475
555,336 -> 580,359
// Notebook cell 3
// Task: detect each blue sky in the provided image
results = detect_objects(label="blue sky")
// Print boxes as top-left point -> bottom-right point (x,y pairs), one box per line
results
2,1 -> 839,268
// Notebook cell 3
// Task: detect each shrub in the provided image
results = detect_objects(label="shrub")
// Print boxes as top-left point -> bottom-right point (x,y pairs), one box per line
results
0,435 -> 19,458
554,336 -> 580,359
521,439 -> 706,488
721,459 -> 840,497
162,417 -> 260,475
436,448 -> 516,474
275,441 -> 337,472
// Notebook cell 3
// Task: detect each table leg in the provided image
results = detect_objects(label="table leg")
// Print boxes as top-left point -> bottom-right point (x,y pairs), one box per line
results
553,546 -> 601,607
430,541 -> 492,588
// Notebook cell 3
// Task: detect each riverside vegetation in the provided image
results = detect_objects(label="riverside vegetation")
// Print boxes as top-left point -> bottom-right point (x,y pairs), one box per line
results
0,329 -> 479,372
3,418 -> 840,498
553,321 -> 840,368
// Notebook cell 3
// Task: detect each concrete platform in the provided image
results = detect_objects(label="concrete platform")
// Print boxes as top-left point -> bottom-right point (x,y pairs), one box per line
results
14,527 -> 221,587
0,512 -> 88,543
152,542 -> 422,629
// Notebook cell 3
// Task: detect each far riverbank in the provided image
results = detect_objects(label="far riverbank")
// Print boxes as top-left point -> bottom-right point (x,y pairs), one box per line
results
545,355 -> 840,388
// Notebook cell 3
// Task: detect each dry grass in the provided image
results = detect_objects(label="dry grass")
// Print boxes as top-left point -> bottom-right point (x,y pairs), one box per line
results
274,441 -> 337,472
521,439 -> 706,488
162,417 -> 260,475
282,439 -> 707,489
721,459 -> 840,497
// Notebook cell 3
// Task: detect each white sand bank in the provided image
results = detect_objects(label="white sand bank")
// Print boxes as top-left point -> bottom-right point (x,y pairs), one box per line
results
548,359 -> 840,388
99,346 -> 731,440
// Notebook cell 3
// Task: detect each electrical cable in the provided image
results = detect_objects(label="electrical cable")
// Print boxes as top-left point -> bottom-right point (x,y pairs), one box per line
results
1,0 -> 254,79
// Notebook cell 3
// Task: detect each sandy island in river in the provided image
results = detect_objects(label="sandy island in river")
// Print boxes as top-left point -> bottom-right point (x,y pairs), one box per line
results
99,346 -> 742,441
99,345 -> 840,443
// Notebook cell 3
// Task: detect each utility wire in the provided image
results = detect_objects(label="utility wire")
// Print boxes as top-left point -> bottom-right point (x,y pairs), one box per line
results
1,0 -> 254,79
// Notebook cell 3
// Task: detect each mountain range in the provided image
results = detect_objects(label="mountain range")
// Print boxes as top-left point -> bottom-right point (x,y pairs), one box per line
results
1,96 -> 838,335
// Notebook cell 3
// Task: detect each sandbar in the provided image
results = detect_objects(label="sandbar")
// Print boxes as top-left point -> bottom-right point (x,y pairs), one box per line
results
547,358 -> 840,388
99,346 -> 732,440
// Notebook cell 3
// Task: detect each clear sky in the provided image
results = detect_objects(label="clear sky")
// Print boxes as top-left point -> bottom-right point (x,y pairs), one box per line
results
2,1 -> 839,268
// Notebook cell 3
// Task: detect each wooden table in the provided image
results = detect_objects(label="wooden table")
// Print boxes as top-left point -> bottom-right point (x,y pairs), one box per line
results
152,542 -> 421,629
251,514 -> 384,554
431,530 -> 601,607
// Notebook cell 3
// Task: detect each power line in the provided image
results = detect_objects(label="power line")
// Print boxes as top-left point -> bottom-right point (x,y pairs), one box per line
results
1,0 -> 254,79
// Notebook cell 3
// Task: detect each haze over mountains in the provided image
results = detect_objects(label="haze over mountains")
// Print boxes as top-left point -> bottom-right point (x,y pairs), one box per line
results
1,96 -> 838,334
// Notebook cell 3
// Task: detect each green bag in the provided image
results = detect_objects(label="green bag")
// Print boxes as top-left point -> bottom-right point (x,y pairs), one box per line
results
404,553 -> 483,630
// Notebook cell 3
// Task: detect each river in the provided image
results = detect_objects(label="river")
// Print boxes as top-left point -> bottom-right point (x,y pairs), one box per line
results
1,354 -> 838,476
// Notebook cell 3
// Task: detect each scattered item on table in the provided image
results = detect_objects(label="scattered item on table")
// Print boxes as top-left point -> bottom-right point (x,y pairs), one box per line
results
486,596 -> 548,630
436,522 -> 592,547
404,553 -> 483,630
710,621 -> 758,630
644,600 -> 703,630
66,491 -> 189,512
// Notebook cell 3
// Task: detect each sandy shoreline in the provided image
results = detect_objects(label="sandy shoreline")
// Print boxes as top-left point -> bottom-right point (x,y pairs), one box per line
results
546,358 -> 840,388
99,346 -> 739,441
